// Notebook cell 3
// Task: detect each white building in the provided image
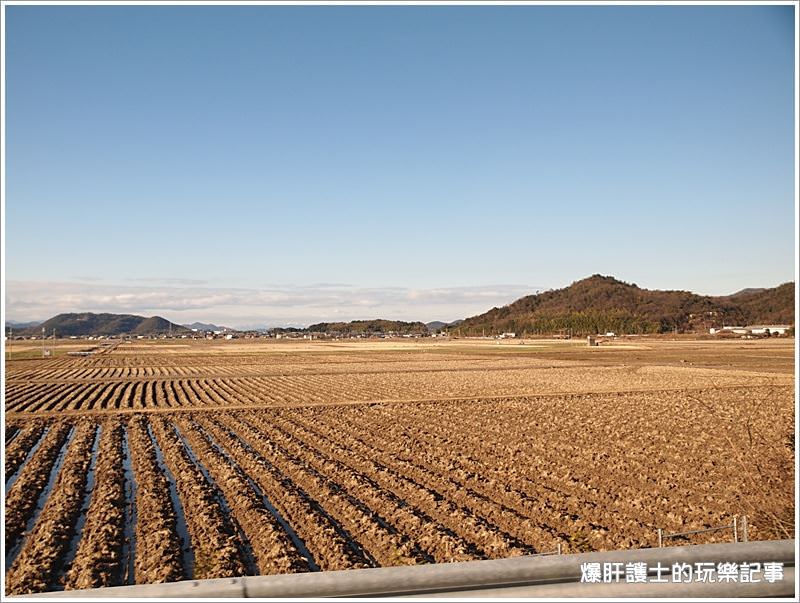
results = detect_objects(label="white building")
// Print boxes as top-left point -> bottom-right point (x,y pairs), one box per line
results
711,325 -> 791,335
746,325 -> 792,335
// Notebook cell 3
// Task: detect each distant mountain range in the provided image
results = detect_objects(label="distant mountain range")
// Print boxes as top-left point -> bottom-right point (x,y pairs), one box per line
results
182,322 -> 233,332
425,319 -> 463,332
18,313 -> 190,337
453,275 -> 794,336
5,320 -> 43,330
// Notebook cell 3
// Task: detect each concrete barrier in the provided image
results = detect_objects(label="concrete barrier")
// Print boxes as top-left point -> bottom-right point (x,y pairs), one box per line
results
17,539 -> 795,598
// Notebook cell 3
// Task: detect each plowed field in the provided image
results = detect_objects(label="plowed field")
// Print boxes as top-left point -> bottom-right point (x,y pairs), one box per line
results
3,337 -> 795,594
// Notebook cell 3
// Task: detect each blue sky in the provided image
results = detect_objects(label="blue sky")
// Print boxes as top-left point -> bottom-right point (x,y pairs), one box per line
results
4,4 -> 796,327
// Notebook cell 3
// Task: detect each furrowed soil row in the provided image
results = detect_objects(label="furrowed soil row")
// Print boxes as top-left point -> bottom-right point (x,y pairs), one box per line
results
129,382 -> 145,410
147,415 -> 246,579
208,378 -> 256,405
58,425 -> 103,586
196,379 -> 231,406
164,382 -> 184,407
167,421 -> 259,576
64,383 -> 102,412
364,403 -> 623,548
338,406 -> 596,549
5,420 -> 98,595
177,381 -> 195,407
372,404 -> 608,538
119,382 -> 137,410
271,410 -> 534,559
252,378 -> 290,406
37,384 -> 80,413
6,363 -> 507,386
216,412 -> 431,568
4,383 -> 30,398
154,381 -> 170,408
52,384 -> 80,412
127,416 -> 185,584
85,382 -> 118,411
103,382 -> 131,411
119,425 -> 138,585
92,382 -> 126,412
4,422 -> 74,562
6,370 -> 785,414
198,414 -> 373,571
4,384 -> 52,412
5,424 -> 21,445
183,380 -> 216,407
140,381 -> 154,409
281,376 -> 327,403
239,412 -> 476,563
219,378 -> 268,406
410,411 -> 617,542
272,411 -> 540,557
206,415 -> 400,569
79,383 -> 108,412
413,399 -> 688,540
7,384 -> 781,420
174,416 -> 310,575
378,398 -> 741,547
18,384 -> 70,413
9,383 -> 57,401
187,418 -> 320,571
64,383 -> 94,412
4,421 -> 47,483
63,420 -> 126,590
252,377 -> 303,404
195,379 -> 226,406
6,361 -> 539,384
139,381 -> 153,408
216,378 -> 271,404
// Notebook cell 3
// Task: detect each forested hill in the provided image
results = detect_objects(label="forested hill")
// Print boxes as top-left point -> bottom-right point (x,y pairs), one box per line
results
453,275 -> 795,336
306,319 -> 428,335
24,313 -> 190,337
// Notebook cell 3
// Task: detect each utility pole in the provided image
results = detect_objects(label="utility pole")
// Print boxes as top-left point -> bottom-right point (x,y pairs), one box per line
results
7,327 -> 11,360
53,329 -> 56,357
42,326 -> 46,358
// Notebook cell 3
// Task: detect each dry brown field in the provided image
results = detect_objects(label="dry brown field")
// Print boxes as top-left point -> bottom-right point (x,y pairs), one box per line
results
2,337 -> 795,594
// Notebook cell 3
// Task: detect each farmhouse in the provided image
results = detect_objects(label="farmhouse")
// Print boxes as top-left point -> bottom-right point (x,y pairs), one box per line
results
745,325 -> 792,335
709,326 -> 748,335
710,325 -> 791,336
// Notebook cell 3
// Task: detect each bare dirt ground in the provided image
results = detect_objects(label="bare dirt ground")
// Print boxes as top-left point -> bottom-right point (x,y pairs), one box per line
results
3,337 -> 795,594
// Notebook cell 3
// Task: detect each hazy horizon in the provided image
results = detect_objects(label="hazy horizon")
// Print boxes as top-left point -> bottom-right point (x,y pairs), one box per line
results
3,279 -> 544,329
5,274 -> 794,330
4,5 -> 796,327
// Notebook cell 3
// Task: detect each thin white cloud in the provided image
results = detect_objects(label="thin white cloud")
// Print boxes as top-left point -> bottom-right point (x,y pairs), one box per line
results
5,280 -> 541,329
125,277 -> 210,286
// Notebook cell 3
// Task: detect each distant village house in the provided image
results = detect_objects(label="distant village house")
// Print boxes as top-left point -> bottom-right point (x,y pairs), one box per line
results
710,325 -> 791,336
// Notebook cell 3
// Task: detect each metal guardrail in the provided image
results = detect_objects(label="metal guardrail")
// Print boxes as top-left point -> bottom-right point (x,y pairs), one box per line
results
658,515 -> 748,547
17,539 -> 795,598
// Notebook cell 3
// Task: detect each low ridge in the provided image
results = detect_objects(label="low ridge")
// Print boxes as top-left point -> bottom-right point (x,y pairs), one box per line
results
453,275 -> 794,336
